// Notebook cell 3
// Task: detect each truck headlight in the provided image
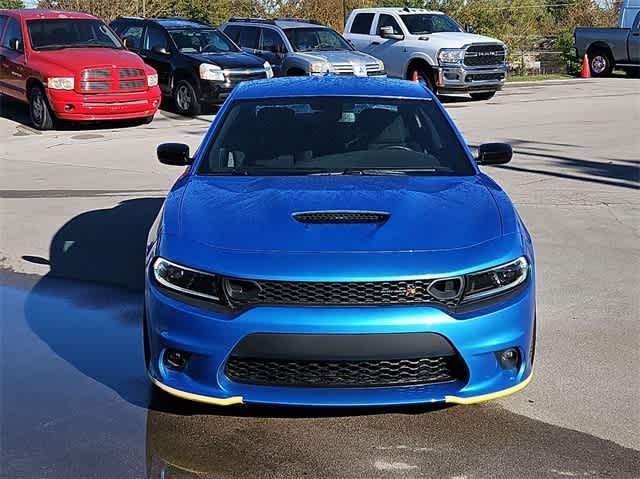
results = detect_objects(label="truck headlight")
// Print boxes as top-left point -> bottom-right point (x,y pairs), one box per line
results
438,48 -> 465,65
264,61 -> 274,79
153,257 -> 222,302
462,257 -> 529,302
47,77 -> 74,90
147,73 -> 158,87
199,63 -> 225,82
309,62 -> 333,74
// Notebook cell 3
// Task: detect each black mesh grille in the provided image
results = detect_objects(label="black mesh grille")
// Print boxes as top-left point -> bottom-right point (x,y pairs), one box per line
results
293,211 -> 390,224
225,278 -> 461,308
224,356 -> 466,387
226,71 -> 268,83
464,44 -> 506,67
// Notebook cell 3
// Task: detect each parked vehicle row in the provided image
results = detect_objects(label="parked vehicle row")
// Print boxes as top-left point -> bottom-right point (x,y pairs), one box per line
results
0,7 -> 509,129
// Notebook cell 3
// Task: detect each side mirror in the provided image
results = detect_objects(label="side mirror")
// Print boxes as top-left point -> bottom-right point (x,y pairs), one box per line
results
465,24 -> 474,34
476,143 -> 512,165
9,38 -> 22,51
379,26 -> 404,41
122,36 -> 135,49
158,143 -> 191,166
152,45 -> 169,55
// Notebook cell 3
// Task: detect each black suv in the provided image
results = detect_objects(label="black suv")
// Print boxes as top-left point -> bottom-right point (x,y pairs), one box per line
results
110,17 -> 273,115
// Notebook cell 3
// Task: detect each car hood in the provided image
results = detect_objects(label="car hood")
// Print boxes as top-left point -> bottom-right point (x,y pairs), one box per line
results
404,31 -> 504,49
178,175 -> 502,254
296,50 -> 379,65
186,51 -> 265,69
32,47 -> 147,73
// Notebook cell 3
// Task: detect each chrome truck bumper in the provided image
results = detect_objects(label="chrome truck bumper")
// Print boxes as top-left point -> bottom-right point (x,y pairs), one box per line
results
435,65 -> 508,94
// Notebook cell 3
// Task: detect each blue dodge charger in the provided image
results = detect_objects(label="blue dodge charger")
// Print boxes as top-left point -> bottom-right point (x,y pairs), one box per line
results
145,76 -> 535,407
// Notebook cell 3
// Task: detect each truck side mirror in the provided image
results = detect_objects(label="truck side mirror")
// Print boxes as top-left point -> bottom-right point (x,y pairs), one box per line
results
465,24 -> 474,34
158,143 -> 192,166
8,38 -> 22,52
379,26 -> 404,41
476,143 -> 512,165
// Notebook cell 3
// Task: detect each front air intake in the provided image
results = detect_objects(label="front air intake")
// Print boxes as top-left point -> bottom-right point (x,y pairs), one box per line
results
293,211 -> 390,224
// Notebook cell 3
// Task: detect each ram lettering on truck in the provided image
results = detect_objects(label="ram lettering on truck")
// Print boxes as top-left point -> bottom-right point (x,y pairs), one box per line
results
344,7 -> 508,100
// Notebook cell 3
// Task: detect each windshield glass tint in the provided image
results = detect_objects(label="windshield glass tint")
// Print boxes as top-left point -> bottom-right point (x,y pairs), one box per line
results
27,19 -> 121,50
169,28 -> 238,53
284,28 -> 352,52
400,14 -> 461,34
200,97 -> 474,176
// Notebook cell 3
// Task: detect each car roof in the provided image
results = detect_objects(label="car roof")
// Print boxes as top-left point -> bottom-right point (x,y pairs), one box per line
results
225,18 -> 326,29
1,9 -> 99,20
350,7 -> 443,15
115,16 -> 214,29
232,77 -> 433,101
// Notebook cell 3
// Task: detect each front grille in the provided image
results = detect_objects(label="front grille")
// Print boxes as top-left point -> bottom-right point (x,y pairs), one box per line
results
80,80 -> 111,91
293,211 -> 389,224
81,68 -> 111,79
225,69 -> 267,83
464,44 -> 506,67
225,278 -> 460,308
466,72 -> 505,82
119,67 -> 144,78
119,79 -> 145,89
225,356 -> 465,387
365,63 -> 384,75
332,63 -> 353,75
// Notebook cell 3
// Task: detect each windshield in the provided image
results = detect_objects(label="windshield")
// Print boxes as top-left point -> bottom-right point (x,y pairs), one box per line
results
199,97 -> 474,176
284,27 -> 353,52
168,28 -> 238,54
27,19 -> 122,50
400,14 -> 462,35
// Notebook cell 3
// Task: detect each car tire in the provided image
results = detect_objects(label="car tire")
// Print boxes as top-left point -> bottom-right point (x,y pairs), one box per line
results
410,66 -> 437,94
29,85 -> 55,130
588,48 -> 614,77
173,80 -> 201,116
470,92 -> 496,101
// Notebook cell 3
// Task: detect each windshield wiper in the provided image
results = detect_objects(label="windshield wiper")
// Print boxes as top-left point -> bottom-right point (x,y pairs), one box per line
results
310,168 -> 437,176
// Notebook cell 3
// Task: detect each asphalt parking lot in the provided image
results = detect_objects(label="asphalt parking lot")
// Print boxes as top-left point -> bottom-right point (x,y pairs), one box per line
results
1,78 -> 639,478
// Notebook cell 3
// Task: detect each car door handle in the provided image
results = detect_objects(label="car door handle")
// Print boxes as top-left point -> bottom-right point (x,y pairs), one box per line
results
632,32 -> 639,36
371,41 -> 381,45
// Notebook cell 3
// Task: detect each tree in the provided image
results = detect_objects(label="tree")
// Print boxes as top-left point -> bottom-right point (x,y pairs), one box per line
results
0,0 -> 23,8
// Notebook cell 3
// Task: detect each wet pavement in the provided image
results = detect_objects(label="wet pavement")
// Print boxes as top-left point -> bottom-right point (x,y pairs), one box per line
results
2,274 -> 639,479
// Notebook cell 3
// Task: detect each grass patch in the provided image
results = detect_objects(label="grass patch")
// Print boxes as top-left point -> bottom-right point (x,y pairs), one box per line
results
508,73 -> 574,82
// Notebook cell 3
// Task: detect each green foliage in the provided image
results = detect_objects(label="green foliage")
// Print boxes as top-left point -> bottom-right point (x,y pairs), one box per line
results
0,0 -> 23,8
556,29 -> 581,75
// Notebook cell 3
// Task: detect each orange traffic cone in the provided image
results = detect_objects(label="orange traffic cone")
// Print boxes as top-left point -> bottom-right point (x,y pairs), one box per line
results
580,54 -> 591,78
411,70 -> 419,82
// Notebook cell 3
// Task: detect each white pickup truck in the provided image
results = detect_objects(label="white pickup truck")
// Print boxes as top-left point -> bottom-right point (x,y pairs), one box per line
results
344,7 -> 508,100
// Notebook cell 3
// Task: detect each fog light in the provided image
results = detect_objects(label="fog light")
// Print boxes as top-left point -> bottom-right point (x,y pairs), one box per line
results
497,348 -> 520,370
164,349 -> 189,370
64,104 -> 74,111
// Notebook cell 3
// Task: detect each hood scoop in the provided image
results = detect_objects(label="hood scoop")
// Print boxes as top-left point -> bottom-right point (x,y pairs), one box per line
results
293,211 -> 390,224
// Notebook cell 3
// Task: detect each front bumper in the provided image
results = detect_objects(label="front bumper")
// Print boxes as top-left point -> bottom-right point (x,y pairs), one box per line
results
199,69 -> 269,104
145,274 -> 535,407
47,87 -> 161,121
436,64 -> 507,94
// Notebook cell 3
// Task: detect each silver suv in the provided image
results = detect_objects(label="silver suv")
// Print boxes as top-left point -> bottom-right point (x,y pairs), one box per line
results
221,18 -> 385,77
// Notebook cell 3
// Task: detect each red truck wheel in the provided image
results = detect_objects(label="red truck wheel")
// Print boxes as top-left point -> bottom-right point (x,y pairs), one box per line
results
29,86 -> 55,130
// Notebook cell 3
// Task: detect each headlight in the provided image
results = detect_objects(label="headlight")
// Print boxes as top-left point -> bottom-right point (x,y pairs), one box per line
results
376,59 -> 385,71
462,257 -> 529,302
153,257 -> 221,302
309,62 -> 332,74
438,48 -> 465,65
199,63 -> 225,81
47,77 -> 74,90
147,73 -> 158,87
264,61 -> 274,79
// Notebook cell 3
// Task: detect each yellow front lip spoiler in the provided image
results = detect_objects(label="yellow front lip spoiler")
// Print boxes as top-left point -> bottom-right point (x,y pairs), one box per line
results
445,372 -> 533,405
149,375 -> 244,406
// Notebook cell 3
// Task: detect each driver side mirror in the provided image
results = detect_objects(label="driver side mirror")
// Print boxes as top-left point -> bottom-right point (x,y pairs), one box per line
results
465,24 -> 474,34
158,143 -> 192,166
476,143 -> 512,165
379,26 -> 404,41
8,38 -> 22,52
152,45 -> 170,55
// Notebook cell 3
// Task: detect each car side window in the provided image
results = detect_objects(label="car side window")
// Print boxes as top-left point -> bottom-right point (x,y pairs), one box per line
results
144,25 -> 169,52
237,26 -> 260,49
633,12 -> 640,31
377,14 -> 402,35
223,25 -> 240,44
2,18 -> 23,51
260,28 -> 285,53
0,16 -> 8,42
118,23 -> 144,50
350,13 -> 374,34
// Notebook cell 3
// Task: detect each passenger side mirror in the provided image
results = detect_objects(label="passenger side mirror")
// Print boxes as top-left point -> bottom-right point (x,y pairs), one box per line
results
379,26 -> 404,41
465,24 -> 474,34
158,143 -> 192,166
152,45 -> 170,55
8,38 -> 22,52
122,36 -> 136,49
476,143 -> 512,165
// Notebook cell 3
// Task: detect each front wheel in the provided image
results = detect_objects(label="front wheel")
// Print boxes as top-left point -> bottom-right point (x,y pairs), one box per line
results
29,86 -> 55,130
173,80 -> 201,116
470,91 -> 496,101
589,49 -> 614,77
410,67 -> 437,93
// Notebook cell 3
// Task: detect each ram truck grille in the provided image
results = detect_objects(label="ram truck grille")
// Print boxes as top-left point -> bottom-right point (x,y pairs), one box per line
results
78,67 -> 147,93
464,44 -> 506,67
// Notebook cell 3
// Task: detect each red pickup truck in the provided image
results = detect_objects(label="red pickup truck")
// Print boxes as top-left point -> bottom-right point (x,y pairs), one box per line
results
0,9 -> 161,129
